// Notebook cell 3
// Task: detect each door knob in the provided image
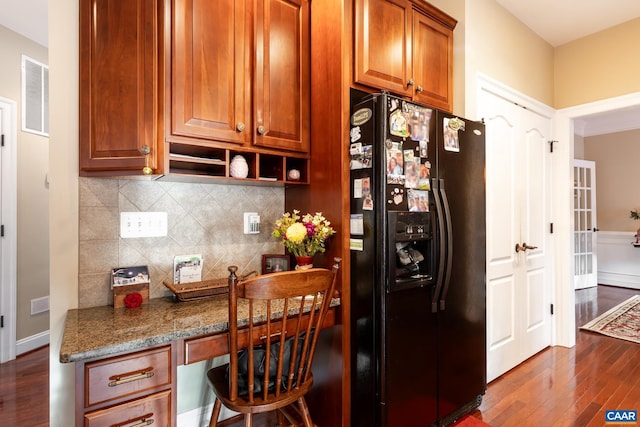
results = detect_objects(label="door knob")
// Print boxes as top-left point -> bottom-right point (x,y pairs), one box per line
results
515,242 -> 538,253
257,125 -> 267,135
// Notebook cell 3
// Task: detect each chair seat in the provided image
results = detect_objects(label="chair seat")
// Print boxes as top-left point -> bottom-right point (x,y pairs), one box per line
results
207,364 -> 314,414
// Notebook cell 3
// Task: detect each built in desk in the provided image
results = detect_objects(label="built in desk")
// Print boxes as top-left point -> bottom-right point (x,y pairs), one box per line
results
60,295 -> 339,427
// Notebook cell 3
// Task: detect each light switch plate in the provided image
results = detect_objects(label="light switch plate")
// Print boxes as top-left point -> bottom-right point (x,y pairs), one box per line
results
120,212 -> 168,238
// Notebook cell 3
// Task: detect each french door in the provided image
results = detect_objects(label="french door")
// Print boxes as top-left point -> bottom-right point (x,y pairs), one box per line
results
573,160 -> 598,289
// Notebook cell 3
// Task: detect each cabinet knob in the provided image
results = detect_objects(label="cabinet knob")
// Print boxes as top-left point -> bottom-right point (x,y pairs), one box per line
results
407,79 -> 415,87
416,85 -> 423,93
236,122 -> 245,132
257,125 -> 267,135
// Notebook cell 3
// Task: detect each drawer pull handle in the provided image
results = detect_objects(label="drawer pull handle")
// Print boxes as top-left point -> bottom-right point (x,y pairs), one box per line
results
108,367 -> 154,387
110,412 -> 154,427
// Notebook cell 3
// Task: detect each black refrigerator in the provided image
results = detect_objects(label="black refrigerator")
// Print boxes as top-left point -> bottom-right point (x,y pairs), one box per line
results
349,90 -> 486,427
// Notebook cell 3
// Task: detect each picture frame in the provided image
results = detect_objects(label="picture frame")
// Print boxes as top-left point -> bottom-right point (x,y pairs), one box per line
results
262,254 -> 290,274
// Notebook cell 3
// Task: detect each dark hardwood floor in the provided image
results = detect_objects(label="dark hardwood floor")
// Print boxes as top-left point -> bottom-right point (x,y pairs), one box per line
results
471,285 -> 640,427
0,285 -> 637,426
0,344 -> 49,426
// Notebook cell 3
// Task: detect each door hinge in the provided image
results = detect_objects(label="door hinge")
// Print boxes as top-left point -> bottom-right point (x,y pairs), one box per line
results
1,134 -> 4,147
548,140 -> 558,153
1,224 -> 4,237
550,303 -> 554,315
1,315 -> 4,328
550,223 -> 554,234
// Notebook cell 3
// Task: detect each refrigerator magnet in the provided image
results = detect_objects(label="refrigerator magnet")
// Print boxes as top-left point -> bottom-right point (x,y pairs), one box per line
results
362,177 -> 371,198
363,195 -> 374,211
354,177 -> 371,199
350,238 -> 364,251
390,109 -> 409,137
353,178 -> 363,198
350,214 -> 364,235
444,117 -> 463,152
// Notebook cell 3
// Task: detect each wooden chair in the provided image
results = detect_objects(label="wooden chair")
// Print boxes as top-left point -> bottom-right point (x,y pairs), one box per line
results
207,258 -> 341,427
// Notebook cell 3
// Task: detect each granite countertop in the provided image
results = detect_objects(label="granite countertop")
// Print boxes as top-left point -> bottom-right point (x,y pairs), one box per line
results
60,295 -> 339,364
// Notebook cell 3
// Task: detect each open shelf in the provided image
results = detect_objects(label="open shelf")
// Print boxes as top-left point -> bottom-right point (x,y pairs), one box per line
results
165,142 -> 309,185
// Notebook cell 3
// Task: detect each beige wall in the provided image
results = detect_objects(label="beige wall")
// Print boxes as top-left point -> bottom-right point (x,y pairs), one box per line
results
464,0 -> 554,117
49,0 -> 78,424
428,0 -> 555,117
584,129 -> 640,231
555,18 -> 640,109
0,25 -> 50,342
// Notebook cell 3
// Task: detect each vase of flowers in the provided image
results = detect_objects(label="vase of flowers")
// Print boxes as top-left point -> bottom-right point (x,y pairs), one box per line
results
272,210 -> 335,268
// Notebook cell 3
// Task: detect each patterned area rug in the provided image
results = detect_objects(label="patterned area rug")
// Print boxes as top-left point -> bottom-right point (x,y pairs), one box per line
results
580,295 -> 640,344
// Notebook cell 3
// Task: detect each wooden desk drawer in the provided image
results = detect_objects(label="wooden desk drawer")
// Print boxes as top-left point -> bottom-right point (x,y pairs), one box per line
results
85,346 -> 171,408
84,389 -> 171,427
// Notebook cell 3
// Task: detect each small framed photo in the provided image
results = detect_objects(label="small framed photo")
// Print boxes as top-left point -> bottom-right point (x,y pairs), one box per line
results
262,254 -> 290,274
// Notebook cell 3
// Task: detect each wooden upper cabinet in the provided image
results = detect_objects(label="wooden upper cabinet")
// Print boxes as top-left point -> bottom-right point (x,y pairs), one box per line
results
253,0 -> 310,152
412,10 -> 453,111
170,0 -> 310,153
355,0 -> 413,97
171,0 -> 251,145
80,0 -> 163,175
354,0 -> 456,112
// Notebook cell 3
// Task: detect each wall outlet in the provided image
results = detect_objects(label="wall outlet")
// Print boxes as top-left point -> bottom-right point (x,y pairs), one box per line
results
244,212 -> 260,234
120,212 -> 168,238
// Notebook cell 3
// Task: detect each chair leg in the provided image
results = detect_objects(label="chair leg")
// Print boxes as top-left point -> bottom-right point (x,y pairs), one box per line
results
208,398 -> 222,427
244,413 -> 253,427
276,409 -> 285,427
297,397 -> 313,427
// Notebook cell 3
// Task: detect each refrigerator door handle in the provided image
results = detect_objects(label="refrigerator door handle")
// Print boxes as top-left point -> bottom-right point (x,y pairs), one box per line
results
439,178 -> 453,311
432,177 -> 446,313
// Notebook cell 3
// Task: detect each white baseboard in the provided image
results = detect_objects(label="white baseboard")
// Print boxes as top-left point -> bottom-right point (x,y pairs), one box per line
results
597,272 -> 640,290
177,403 -> 238,427
16,330 -> 49,356
597,231 -> 640,290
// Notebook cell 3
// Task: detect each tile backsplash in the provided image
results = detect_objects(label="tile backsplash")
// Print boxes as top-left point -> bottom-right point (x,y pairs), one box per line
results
79,177 -> 285,308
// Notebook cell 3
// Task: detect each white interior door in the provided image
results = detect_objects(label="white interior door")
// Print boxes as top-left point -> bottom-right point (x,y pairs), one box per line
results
479,86 -> 553,382
573,160 -> 598,289
0,98 -> 17,364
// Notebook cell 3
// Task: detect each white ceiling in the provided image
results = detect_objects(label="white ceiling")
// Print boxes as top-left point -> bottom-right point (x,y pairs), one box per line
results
496,0 -> 640,47
0,0 -> 48,47
1,0 -> 639,135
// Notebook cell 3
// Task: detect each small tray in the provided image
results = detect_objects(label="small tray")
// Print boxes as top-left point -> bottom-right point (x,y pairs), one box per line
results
163,271 -> 257,302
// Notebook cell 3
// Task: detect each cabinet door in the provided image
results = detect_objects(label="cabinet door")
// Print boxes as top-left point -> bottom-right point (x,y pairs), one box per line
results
171,0 -> 252,145
254,0 -> 310,152
354,0 -> 413,97
79,0 -> 161,174
412,10 -> 453,112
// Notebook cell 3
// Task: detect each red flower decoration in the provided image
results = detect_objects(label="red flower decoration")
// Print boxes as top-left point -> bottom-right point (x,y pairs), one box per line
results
124,292 -> 143,308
